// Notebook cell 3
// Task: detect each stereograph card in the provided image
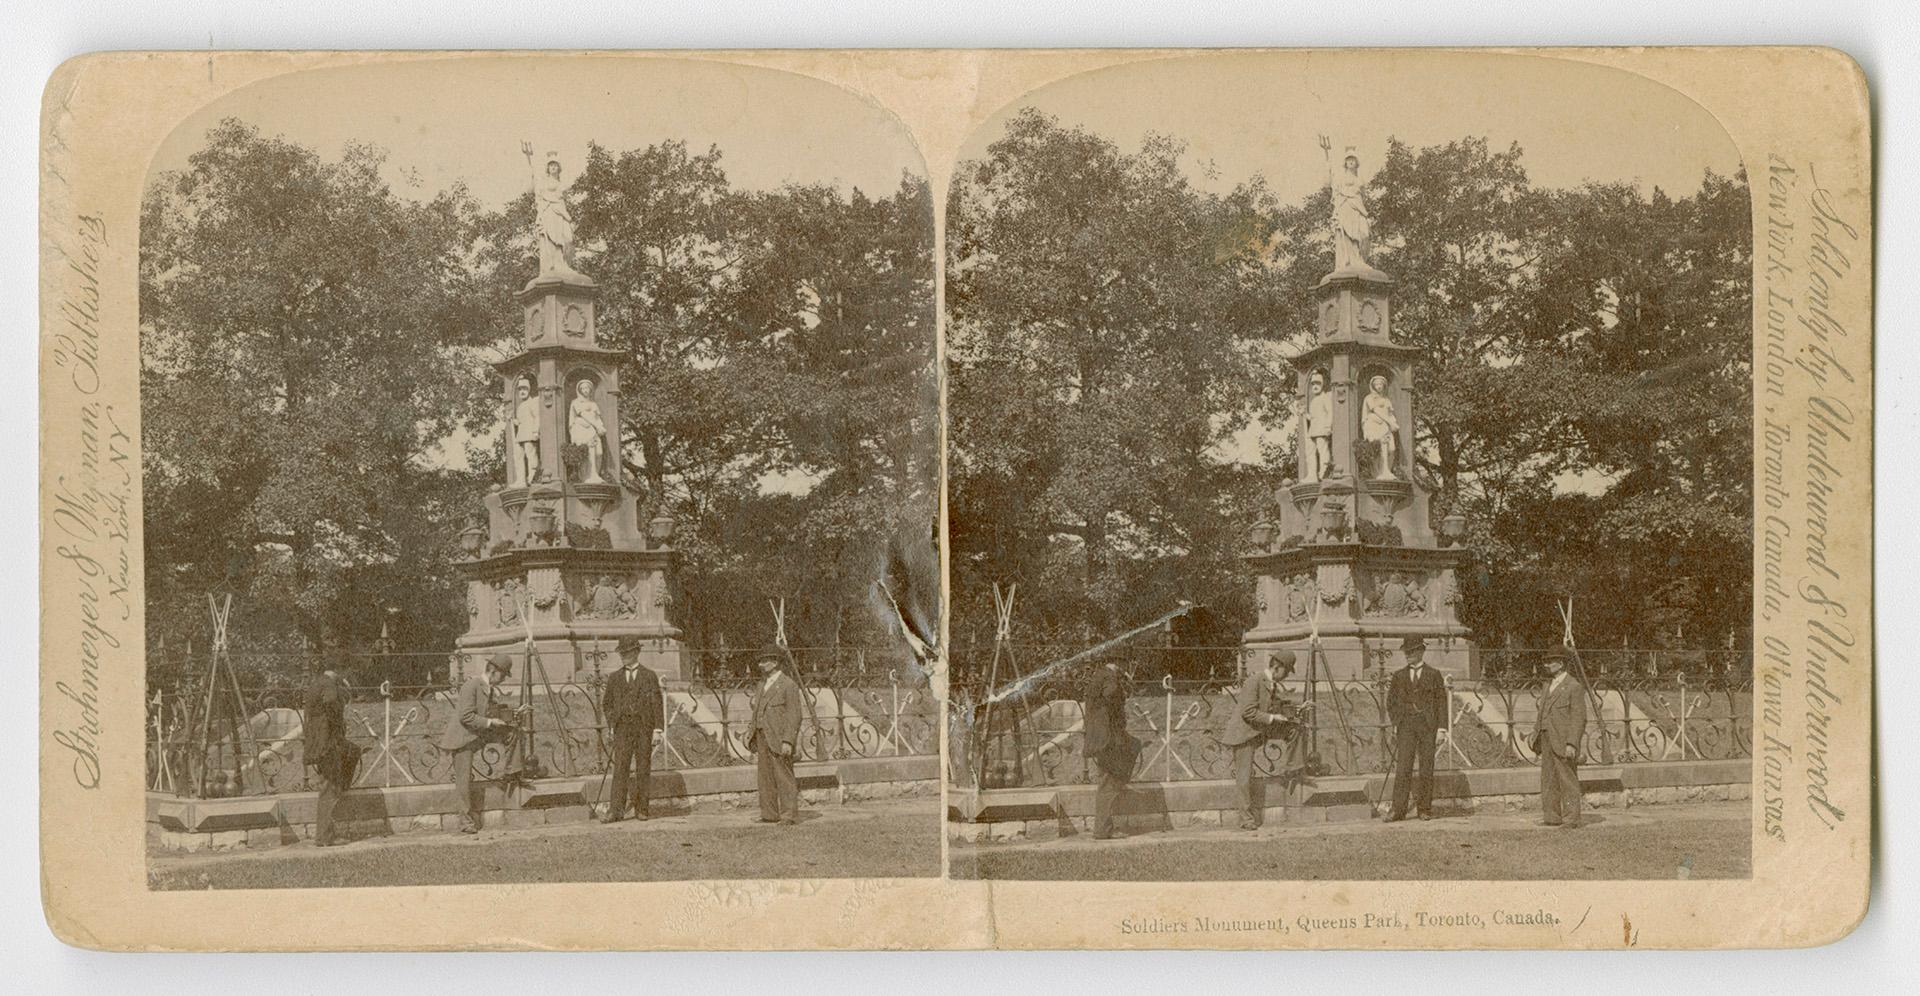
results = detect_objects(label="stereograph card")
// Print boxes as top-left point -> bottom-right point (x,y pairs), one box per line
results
39,48 -> 1871,949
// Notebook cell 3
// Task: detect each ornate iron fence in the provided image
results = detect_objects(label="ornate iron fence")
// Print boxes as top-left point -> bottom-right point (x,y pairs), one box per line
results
147,650 -> 937,799
951,646 -> 1752,789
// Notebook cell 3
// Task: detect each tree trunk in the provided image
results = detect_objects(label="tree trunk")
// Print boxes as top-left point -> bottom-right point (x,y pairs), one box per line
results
1436,427 -> 1461,507
1082,512 -> 1109,640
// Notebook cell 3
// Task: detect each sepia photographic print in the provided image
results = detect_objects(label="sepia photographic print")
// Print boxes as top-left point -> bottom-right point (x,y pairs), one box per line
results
126,58 -> 943,891
945,53 -> 1762,885
40,48 -> 1870,950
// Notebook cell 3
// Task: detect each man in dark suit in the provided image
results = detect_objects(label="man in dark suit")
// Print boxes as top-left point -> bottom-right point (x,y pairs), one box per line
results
302,665 -> 358,847
438,653 -> 527,834
1082,658 -> 1135,840
1532,648 -> 1589,828
600,636 -> 665,823
747,646 -> 804,825
1385,635 -> 1449,821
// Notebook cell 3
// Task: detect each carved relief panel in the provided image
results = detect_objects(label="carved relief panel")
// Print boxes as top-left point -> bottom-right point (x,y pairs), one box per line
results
1284,572 -> 1313,623
1358,300 -> 1382,338
561,302 -> 589,341
1359,568 -> 1433,618
568,571 -> 641,621
524,304 -> 543,346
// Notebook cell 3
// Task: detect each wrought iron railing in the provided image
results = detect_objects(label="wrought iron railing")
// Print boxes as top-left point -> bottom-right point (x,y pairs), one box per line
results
147,650 -> 937,799
950,646 -> 1752,789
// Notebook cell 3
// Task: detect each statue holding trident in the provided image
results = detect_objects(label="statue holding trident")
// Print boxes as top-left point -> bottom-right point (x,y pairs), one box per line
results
1318,135 -> 1375,275
522,142 -> 586,281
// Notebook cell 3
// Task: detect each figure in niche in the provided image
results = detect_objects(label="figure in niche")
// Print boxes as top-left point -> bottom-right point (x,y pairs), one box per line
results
1407,577 -> 1429,616
1305,369 -> 1333,481
497,580 -> 522,627
1318,135 -> 1374,273
581,574 -> 628,620
1361,374 -> 1400,480
1376,572 -> 1412,617
569,378 -> 608,484
511,378 -> 541,485
1285,573 -> 1311,622
521,143 -> 585,281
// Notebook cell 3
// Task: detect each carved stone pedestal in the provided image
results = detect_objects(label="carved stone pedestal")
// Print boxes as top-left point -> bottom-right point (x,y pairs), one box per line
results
1244,543 -> 1474,679
1244,258 -> 1475,677
454,274 -> 689,685
454,546 -> 684,684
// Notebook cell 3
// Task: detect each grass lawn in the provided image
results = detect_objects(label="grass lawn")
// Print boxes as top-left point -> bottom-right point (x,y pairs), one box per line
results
150,798 -> 940,890
949,802 -> 1750,881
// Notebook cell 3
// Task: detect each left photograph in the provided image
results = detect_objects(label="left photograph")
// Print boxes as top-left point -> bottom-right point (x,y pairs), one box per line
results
137,58 -> 941,888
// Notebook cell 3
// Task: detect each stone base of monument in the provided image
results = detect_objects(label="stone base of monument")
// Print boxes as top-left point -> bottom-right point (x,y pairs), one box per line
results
1240,633 -> 1478,680
147,755 -> 937,853
451,632 -> 685,685
945,758 -> 1751,843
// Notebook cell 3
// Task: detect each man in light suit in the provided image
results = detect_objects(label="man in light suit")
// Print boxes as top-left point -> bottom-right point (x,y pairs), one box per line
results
747,646 -> 804,825
1533,648 -> 1589,828
1385,636 -> 1449,822
302,664 -> 358,847
1220,651 -> 1310,831
439,653 -> 527,834
600,636 -> 665,823
1082,658 -> 1135,840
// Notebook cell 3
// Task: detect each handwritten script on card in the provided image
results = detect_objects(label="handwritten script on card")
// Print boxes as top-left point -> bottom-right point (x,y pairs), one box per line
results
1757,154 -> 1863,842
48,213 -> 129,790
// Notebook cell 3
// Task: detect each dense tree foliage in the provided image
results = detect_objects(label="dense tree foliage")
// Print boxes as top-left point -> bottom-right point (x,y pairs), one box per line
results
949,110 -> 1752,668
142,120 -> 937,683
947,112 -> 1288,655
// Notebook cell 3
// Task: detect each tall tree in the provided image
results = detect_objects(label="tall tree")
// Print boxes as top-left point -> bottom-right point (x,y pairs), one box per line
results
140,119 -> 496,681
950,116 -> 1753,673
1220,136 -> 1751,653
948,109 -> 1281,651
143,125 -> 940,682
517,143 -> 940,661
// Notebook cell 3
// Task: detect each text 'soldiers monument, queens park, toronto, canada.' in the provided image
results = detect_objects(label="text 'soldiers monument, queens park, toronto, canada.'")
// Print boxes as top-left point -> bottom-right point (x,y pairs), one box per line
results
453,144 -> 687,685
1241,136 -> 1476,678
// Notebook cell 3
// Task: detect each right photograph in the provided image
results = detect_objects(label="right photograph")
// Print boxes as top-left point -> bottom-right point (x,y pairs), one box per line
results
944,52 -> 1755,881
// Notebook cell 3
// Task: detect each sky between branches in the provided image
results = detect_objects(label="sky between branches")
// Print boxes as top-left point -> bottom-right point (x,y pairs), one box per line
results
957,51 -> 1742,203
148,57 -> 926,206
953,52 -> 1744,485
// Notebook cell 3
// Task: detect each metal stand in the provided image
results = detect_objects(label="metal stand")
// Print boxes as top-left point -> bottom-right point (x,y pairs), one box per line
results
1559,598 -> 1614,765
974,583 -> 1032,791
181,595 -> 265,798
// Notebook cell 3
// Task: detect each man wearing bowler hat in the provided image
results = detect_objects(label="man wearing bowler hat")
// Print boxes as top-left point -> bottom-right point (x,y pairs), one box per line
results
1220,650 -> 1311,831
1082,657 -> 1137,840
600,636 -> 665,823
439,653 -> 528,834
302,661 -> 359,847
1385,636 -> 1448,821
1531,647 -> 1588,828
747,646 -> 804,825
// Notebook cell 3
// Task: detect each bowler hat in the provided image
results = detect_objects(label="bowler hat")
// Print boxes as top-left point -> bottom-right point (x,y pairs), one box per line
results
753,645 -> 791,668
1541,647 -> 1574,664
614,635 -> 646,658
485,652 -> 514,675
1400,635 -> 1426,653
1268,650 -> 1298,671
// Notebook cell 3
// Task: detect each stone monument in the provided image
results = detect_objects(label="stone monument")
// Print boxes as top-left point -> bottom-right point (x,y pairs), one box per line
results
1241,139 -> 1476,678
453,144 -> 687,684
